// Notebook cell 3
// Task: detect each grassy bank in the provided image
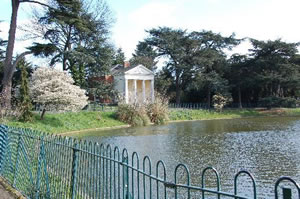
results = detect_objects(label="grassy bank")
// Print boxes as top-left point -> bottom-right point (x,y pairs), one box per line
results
2,108 -> 300,134
169,108 -> 300,121
3,111 -> 126,134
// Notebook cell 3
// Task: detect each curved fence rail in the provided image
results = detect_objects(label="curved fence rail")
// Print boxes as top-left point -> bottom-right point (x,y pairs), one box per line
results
0,125 -> 299,199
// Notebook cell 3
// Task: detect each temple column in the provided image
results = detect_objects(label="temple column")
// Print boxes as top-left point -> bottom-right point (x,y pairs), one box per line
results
134,79 -> 137,103
142,80 -> 146,103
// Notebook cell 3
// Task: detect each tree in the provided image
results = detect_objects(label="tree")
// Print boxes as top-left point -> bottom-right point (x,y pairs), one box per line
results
30,67 -> 88,119
27,0 -> 114,74
155,68 -> 174,99
88,79 -> 117,103
146,27 -> 239,105
226,54 -> 247,108
1,0 -> 113,109
146,27 -> 196,104
247,39 -> 300,104
0,28 -> 7,86
18,58 -> 33,121
130,41 -> 157,71
113,48 -> 125,65
189,31 -> 239,107
1,0 -> 51,110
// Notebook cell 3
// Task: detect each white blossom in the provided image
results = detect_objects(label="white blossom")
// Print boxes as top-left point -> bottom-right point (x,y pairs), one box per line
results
30,67 -> 88,112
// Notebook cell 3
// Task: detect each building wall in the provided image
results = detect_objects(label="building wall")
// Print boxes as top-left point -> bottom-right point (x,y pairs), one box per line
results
114,75 -> 125,99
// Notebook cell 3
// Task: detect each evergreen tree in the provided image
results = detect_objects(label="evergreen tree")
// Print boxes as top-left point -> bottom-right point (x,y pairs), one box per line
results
113,48 -> 125,65
130,41 -> 157,71
27,0 -> 114,87
18,58 -> 33,122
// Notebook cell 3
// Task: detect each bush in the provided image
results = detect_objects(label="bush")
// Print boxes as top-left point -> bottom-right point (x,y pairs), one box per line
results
212,93 -> 232,112
116,103 -> 150,126
116,94 -> 169,126
258,96 -> 297,108
146,94 -> 169,125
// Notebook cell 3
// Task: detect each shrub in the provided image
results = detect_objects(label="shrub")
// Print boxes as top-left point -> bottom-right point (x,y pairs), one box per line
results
116,103 -> 150,126
258,96 -> 297,108
116,93 -> 169,126
212,93 -> 232,112
146,94 -> 169,125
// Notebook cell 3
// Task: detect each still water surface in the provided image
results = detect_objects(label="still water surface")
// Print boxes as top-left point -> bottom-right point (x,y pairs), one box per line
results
72,117 -> 300,198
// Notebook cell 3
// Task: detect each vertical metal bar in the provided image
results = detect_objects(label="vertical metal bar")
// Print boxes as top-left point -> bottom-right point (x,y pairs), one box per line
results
13,134 -> 21,187
35,136 -> 45,199
70,143 -> 79,199
283,187 -> 292,199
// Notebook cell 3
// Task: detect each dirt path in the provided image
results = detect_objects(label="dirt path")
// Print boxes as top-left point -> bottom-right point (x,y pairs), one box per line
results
0,183 -> 16,199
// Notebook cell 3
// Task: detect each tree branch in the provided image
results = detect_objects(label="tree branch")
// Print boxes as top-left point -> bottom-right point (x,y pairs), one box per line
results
12,51 -> 32,72
20,0 -> 53,9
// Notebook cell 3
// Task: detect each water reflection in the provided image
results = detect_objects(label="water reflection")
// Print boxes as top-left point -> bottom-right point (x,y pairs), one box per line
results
72,117 -> 300,197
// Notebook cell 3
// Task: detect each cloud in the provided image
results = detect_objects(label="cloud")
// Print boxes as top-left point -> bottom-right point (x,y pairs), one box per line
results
112,1 -> 182,59
128,1 -> 178,29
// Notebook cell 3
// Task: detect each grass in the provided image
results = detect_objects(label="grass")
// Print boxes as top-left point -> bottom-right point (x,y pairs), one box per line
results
169,108 -> 300,121
2,108 -> 300,134
3,111 -> 126,134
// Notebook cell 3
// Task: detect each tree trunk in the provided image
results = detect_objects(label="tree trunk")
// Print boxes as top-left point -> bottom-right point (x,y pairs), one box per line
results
207,88 -> 211,109
175,75 -> 181,104
0,0 -> 20,109
41,108 -> 46,120
238,86 -> 242,109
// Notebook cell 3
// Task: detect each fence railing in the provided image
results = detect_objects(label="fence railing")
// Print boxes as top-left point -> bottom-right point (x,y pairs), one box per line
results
168,102 -> 297,109
0,125 -> 299,199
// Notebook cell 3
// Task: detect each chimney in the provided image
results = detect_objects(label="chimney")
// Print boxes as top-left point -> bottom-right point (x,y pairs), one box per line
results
124,61 -> 130,68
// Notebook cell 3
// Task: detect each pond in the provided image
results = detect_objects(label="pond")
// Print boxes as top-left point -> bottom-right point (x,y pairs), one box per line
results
71,116 -> 300,198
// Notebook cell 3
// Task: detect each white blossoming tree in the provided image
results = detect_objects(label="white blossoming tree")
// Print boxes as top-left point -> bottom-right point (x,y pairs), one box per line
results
30,67 -> 88,119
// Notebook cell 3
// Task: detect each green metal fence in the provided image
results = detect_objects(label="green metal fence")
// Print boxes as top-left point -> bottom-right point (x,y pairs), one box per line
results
0,125 -> 299,199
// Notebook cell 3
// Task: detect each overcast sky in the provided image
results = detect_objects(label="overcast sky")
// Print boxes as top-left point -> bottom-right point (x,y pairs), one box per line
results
1,0 -> 300,61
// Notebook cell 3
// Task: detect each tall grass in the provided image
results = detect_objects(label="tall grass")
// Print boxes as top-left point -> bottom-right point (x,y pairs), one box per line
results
3,111 -> 126,134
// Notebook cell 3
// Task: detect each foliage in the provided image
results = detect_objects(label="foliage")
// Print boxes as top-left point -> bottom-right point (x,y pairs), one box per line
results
18,58 -> 33,122
146,27 -> 191,104
30,67 -> 88,119
154,68 -> 175,99
117,93 -> 169,126
116,103 -> 150,126
88,78 -> 118,103
146,27 -> 239,105
25,0 -> 114,88
146,94 -> 169,124
112,48 -> 126,65
258,96 -> 298,108
130,41 -> 157,71
212,93 -> 232,112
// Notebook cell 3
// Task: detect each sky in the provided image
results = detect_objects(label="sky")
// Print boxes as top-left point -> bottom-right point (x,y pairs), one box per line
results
1,0 -> 300,62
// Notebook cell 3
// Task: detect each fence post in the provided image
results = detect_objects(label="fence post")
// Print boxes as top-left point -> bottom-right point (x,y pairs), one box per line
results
0,126 -> 8,173
282,187 -> 291,199
35,136 -> 45,199
70,143 -> 79,199
13,134 -> 21,187
122,156 -> 132,199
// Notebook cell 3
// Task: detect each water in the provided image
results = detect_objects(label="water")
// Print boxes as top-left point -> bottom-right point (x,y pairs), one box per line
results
71,116 -> 300,198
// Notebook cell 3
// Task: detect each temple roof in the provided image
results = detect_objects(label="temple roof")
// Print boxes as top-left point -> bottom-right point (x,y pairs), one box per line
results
111,64 -> 154,76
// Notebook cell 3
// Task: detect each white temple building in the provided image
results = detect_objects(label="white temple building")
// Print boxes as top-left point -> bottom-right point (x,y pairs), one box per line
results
111,62 -> 155,104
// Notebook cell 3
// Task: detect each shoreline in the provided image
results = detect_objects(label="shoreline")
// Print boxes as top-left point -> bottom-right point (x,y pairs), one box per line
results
58,124 -> 131,136
58,114 -> 300,136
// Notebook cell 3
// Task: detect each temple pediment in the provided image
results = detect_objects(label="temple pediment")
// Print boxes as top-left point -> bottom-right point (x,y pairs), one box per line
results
124,65 -> 154,76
